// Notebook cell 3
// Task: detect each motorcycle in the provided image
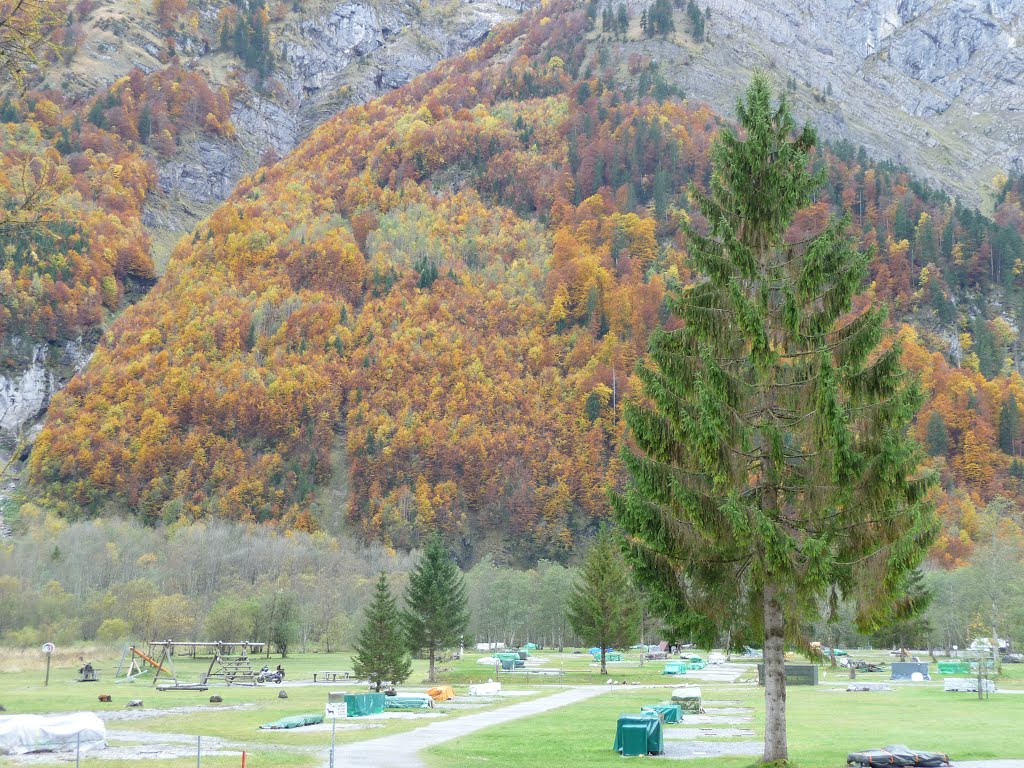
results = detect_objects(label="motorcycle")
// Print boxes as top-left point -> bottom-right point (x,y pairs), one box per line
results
256,669 -> 283,684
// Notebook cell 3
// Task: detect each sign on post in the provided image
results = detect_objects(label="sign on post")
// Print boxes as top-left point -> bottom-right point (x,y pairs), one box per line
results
42,642 -> 55,687
326,691 -> 347,718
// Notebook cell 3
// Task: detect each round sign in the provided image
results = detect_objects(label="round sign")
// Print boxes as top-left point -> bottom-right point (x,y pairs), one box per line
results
41,642 -> 55,654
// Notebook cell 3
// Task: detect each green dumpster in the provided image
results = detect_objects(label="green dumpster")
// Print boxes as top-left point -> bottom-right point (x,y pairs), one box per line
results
685,656 -> 706,671
938,661 -> 970,675
344,693 -> 385,717
606,651 -> 624,662
641,704 -> 682,724
663,661 -> 687,675
613,713 -> 663,755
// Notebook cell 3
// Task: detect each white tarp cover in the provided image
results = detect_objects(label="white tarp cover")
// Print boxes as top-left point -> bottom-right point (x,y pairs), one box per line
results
0,713 -> 106,755
469,681 -> 502,696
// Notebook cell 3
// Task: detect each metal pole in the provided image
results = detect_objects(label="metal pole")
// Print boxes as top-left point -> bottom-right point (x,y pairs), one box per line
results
45,653 -> 51,687
75,732 -> 80,768
197,735 -> 201,767
329,716 -> 337,768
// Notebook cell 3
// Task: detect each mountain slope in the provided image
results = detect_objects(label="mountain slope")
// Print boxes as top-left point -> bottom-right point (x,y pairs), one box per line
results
23,0 -> 1024,565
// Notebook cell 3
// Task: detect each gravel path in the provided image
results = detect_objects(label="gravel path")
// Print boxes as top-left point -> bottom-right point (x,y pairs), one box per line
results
326,686 -> 611,767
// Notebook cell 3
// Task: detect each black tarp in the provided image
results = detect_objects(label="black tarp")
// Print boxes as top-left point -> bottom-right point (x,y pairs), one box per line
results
889,662 -> 930,680
847,744 -> 950,766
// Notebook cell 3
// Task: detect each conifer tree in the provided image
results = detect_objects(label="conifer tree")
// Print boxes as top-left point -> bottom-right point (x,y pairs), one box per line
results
567,526 -> 640,675
402,533 -> 469,683
353,572 -> 413,692
926,411 -> 949,457
611,74 -> 937,763
999,393 -> 1019,455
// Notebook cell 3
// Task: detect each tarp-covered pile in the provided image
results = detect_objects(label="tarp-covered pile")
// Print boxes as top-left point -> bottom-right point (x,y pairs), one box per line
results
613,713 -> 663,756
469,681 -> 501,696
670,686 -> 703,713
663,661 -> 687,675
0,713 -> 106,755
427,686 -> 455,702
890,662 -> 930,681
345,693 -> 386,717
384,693 -> 434,709
641,704 -> 682,724
944,678 -> 996,693
847,744 -> 950,766
259,713 -> 324,730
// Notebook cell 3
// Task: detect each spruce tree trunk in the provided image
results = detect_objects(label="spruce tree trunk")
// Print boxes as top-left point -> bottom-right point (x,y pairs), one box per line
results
600,647 -> 607,676
428,645 -> 435,683
762,583 -> 788,763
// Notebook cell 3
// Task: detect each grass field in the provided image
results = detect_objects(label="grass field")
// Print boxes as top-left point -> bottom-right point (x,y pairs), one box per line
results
2,646 -> 1023,767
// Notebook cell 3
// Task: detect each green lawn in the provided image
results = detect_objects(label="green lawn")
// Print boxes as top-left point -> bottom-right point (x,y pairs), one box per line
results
3,646 -> 1022,767
425,680 -> 1024,768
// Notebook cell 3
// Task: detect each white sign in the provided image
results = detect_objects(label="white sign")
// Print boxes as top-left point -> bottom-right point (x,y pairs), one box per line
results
41,642 -> 55,654
325,702 -> 347,718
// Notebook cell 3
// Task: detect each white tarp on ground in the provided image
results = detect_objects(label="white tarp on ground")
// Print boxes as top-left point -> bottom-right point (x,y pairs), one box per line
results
0,713 -> 106,755
944,677 -> 996,693
468,681 -> 502,696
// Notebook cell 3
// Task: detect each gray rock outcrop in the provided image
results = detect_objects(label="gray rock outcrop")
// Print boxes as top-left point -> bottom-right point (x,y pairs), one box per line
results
1,338 -> 89,445
654,0 -> 1024,207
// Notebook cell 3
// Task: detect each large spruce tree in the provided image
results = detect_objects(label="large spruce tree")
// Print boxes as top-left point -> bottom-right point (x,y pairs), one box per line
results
566,526 -> 640,675
611,74 -> 937,763
353,572 -> 413,691
402,533 -> 469,683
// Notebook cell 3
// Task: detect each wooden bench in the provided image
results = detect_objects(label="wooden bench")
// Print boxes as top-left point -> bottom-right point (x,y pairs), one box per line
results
313,671 -> 352,683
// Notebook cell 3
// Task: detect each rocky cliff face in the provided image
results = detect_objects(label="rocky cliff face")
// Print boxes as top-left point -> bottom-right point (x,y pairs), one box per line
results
139,0 -> 533,270
0,339 -> 90,446
653,0 -> 1023,208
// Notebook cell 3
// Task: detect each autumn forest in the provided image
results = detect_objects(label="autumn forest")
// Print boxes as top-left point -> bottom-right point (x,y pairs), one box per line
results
4,0 -> 1024,576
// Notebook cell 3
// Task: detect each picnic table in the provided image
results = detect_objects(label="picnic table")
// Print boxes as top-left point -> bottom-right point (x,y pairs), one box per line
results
313,671 -> 352,682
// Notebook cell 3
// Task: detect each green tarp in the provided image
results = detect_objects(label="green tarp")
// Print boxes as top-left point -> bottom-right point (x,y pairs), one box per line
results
613,713 -> 663,755
685,657 -> 706,670
671,686 -> 702,713
606,652 -> 624,662
663,661 -> 687,675
641,704 -> 682,724
259,713 -> 324,729
938,661 -> 970,674
344,693 -> 385,717
384,694 -> 434,709
495,652 -> 521,662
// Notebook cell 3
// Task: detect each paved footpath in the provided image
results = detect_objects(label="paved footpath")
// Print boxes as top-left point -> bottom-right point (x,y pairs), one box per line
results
326,686 -> 611,767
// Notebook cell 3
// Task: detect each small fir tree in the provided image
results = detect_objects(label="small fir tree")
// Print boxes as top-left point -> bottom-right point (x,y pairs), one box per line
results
353,572 -> 413,691
566,526 -> 640,675
612,74 -> 937,763
402,533 -> 469,683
